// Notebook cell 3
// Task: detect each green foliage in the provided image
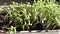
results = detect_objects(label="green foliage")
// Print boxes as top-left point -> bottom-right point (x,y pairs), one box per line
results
8,2 -> 32,31
33,0 -> 60,30
8,0 -> 60,31
0,0 -> 60,33
8,26 -> 16,34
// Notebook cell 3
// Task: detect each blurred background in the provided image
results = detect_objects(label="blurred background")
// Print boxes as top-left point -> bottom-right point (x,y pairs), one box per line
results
0,0 -> 60,5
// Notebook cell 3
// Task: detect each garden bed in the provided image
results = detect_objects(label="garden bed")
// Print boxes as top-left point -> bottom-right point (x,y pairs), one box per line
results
0,0 -> 60,34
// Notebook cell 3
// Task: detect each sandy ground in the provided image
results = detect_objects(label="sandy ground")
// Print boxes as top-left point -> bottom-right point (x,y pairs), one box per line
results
0,32 -> 59,34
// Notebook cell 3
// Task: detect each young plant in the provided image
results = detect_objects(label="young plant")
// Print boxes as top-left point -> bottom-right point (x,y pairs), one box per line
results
8,26 -> 16,34
32,0 -> 60,31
